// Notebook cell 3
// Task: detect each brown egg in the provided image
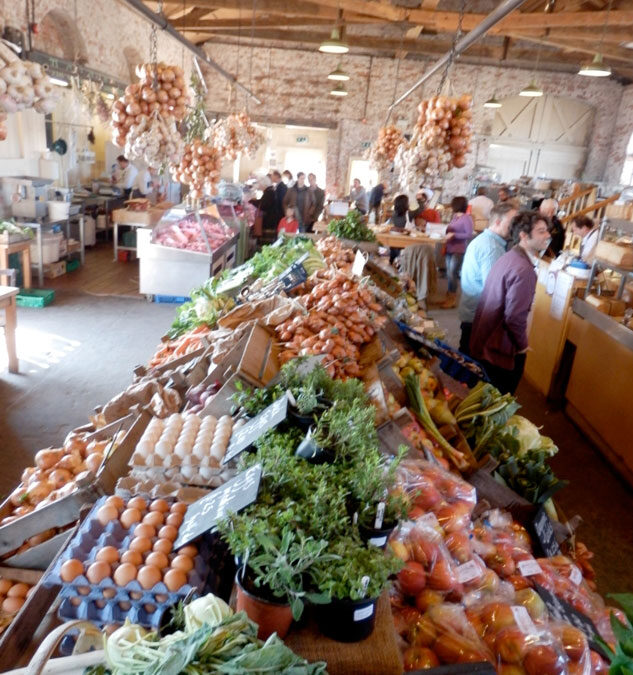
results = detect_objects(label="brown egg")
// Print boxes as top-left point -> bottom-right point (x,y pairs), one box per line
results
164,568 -> 187,591
145,551 -> 169,570
177,545 -> 198,558
171,554 -> 194,573
143,512 -> 164,528
26,586 -> 36,598
137,565 -> 162,590
105,495 -> 125,511
96,546 -> 119,564
95,599 -> 106,609
120,508 -> 142,529
132,523 -> 156,540
2,597 -> 25,613
7,583 -> 28,598
96,505 -> 119,526
0,579 -> 12,595
61,559 -> 84,582
70,596 -> 81,607
118,601 -> 131,611
170,502 -> 188,515
78,586 -> 90,596
120,550 -> 143,566
149,499 -> 169,513
165,513 -> 183,528
158,525 -> 178,541
127,496 -> 147,511
129,537 -> 152,554
103,588 -> 116,599
113,562 -> 137,586
144,603 -> 157,613
86,561 -> 111,584
153,538 -> 173,555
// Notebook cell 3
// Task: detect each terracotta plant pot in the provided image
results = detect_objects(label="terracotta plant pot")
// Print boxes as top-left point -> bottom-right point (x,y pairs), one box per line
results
235,570 -> 293,640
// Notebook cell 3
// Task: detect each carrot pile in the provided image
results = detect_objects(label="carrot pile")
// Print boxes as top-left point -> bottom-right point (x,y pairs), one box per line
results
276,271 -> 387,379
149,325 -> 211,368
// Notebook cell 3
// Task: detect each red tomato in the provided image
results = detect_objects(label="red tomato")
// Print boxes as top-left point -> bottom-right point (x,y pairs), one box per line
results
398,561 -> 427,596
495,628 -> 528,664
403,646 -> 440,671
415,589 -> 444,613
523,645 -> 567,675
428,559 -> 458,592
408,614 -> 437,647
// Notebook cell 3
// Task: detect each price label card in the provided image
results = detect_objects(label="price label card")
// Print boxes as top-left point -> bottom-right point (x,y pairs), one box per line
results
352,250 -> 367,277
277,252 -> 309,291
511,605 -> 537,635
569,565 -> 583,586
222,394 -> 288,464
417,512 -> 441,530
532,506 -> 562,558
173,464 -> 262,549
456,560 -> 483,584
518,559 -> 543,577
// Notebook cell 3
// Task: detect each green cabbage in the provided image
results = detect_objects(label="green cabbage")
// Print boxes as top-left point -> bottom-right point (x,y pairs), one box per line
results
184,594 -> 232,632
506,415 -> 558,457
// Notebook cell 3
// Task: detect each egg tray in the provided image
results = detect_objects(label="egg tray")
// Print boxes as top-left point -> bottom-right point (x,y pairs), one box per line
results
43,496 -> 208,604
57,594 -> 174,630
115,476 -> 211,502
129,465 -> 236,489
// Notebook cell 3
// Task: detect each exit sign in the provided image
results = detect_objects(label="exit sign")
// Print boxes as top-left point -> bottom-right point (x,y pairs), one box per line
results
361,141 -> 371,149
296,135 -> 309,144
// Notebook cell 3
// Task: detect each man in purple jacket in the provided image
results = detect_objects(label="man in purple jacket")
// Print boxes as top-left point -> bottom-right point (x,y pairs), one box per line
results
469,211 -> 551,394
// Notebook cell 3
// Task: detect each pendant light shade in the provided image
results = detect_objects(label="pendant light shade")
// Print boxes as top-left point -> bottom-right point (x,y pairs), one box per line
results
519,81 -> 543,97
483,94 -> 502,108
330,82 -> 348,97
319,27 -> 349,54
578,53 -> 611,77
328,64 -> 350,81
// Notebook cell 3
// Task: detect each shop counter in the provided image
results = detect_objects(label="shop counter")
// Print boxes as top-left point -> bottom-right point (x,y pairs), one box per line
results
564,298 -> 633,486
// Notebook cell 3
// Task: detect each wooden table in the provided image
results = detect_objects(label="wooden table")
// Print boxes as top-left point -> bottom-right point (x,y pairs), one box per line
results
374,231 -> 446,248
0,239 -> 31,288
0,286 -> 19,373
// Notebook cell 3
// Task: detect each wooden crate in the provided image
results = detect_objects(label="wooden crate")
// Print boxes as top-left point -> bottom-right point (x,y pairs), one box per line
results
112,208 -> 164,226
43,260 -> 66,279
236,323 -> 280,387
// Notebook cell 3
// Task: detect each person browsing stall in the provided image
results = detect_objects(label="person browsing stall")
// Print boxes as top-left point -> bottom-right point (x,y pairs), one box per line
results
278,206 -> 300,235
442,196 -> 474,308
458,202 -> 517,354
348,178 -> 369,214
469,211 -> 551,395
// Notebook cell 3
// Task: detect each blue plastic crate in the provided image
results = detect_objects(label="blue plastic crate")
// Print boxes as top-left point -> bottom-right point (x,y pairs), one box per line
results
153,295 -> 191,304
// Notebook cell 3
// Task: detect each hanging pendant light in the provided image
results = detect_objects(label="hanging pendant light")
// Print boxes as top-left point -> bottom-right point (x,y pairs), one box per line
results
578,0 -> 613,77
483,94 -> 502,108
319,26 -> 349,54
330,82 -> 348,97
328,63 -> 350,81
519,81 -> 543,97
578,53 -> 612,77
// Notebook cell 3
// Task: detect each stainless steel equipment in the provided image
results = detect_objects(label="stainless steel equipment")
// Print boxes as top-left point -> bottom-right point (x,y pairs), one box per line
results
8,176 -> 54,219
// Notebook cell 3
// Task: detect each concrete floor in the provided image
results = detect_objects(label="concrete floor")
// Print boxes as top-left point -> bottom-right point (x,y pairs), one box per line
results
0,255 -> 631,595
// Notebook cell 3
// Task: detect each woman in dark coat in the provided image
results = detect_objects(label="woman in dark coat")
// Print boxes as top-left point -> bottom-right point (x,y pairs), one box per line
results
249,176 -> 278,244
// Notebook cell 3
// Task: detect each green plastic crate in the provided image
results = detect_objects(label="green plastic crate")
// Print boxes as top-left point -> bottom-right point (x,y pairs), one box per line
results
16,288 -> 55,308
67,259 -> 80,272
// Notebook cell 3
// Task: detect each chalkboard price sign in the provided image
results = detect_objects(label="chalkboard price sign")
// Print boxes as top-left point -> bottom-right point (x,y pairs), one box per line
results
173,464 -> 262,549
410,663 -> 496,675
532,506 -> 562,557
222,394 -> 288,465
277,253 -> 309,291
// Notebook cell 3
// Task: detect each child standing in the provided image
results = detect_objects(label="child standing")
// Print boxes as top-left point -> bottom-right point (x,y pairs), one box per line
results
277,206 -> 300,235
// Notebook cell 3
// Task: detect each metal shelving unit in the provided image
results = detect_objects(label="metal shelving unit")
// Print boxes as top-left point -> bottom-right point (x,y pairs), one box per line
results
584,218 -> 633,301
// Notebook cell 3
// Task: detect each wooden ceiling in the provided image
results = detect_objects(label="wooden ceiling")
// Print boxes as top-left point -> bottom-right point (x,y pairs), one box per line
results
147,0 -> 633,81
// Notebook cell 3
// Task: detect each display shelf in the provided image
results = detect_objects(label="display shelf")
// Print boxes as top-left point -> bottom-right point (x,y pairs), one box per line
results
572,297 -> 633,352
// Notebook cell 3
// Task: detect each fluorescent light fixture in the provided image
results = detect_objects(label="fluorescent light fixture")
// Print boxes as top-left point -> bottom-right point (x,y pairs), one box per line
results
319,27 -> 349,54
578,53 -> 611,77
519,81 -> 543,97
330,83 -> 348,97
49,76 -> 70,87
622,41 -> 633,49
328,64 -> 350,81
483,94 -> 502,108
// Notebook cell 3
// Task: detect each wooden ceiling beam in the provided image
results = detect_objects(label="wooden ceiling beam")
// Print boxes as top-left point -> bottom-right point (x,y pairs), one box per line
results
172,15 -> 381,29
516,27 -> 633,43
509,32 -> 633,64
313,0 -> 409,21
162,0 -> 335,17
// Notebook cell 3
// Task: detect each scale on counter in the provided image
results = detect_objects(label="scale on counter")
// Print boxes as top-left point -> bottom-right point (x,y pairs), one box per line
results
8,176 -> 54,219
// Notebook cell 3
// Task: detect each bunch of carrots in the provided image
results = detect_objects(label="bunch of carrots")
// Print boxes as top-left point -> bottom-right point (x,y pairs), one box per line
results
149,325 -> 211,368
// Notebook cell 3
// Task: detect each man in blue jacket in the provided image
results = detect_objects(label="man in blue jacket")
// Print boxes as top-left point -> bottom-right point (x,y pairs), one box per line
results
458,202 -> 517,354
470,211 -> 551,395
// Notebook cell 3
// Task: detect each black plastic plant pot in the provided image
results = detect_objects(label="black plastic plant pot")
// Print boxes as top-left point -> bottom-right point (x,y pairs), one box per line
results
288,406 -> 314,431
314,596 -> 378,642
358,522 -> 396,550
295,433 -> 335,464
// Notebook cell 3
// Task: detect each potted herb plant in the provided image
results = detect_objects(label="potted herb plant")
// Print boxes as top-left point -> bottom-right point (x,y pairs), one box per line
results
309,536 -> 403,642
220,514 -> 335,639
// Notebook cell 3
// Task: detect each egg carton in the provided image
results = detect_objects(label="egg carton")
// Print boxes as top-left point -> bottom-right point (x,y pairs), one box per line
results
115,476 -> 211,502
43,496 -> 208,604
57,594 -> 175,630
129,465 -> 236,489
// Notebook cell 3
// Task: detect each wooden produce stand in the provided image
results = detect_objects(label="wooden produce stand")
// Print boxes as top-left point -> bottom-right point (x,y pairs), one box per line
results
111,205 -> 166,261
0,239 -> 31,289
524,260 -> 584,398
373,230 -> 446,249
564,298 -> 633,487
0,286 -> 18,373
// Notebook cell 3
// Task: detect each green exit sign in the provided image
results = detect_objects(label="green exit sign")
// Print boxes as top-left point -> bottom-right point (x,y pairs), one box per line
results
296,135 -> 309,144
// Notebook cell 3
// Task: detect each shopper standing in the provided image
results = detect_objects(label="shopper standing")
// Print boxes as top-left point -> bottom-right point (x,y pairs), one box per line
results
282,170 -> 295,187
469,211 -> 551,395
442,196 -> 474,308
458,202 -> 517,354
497,186 -> 511,203
271,170 -> 287,225
248,176 -> 277,243
307,173 -> 325,232
368,182 -> 385,223
348,178 -> 369,214
410,189 -> 441,225
282,172 -> 315,232
539,198 -> 565,257
469,187 -> 494,232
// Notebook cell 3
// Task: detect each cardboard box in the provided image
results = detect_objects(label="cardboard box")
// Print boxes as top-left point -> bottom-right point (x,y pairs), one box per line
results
237,323 -> 280,387
112,208 -> 164,226
596,240 -> 633,268
585,294 -> 612,314
43,260 -> 66,279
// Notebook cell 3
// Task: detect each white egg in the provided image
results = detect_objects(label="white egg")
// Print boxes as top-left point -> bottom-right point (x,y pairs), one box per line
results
181,466 -> 196,480
174,444 -> 188,459
154,441 -> 172,458
199,467 -> 213,480
191,446 -> 207,461
181,454 -> 193,466
162,455 -> 176,468
200,456 -> 212,468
